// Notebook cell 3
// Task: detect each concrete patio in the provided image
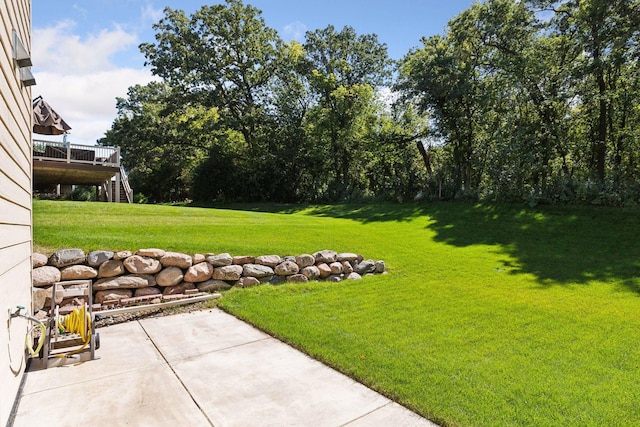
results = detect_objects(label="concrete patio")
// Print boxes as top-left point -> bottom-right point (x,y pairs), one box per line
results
11,308 -> 436,426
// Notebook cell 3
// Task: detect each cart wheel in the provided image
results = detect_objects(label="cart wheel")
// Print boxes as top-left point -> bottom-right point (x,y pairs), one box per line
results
95,332 -> 100,350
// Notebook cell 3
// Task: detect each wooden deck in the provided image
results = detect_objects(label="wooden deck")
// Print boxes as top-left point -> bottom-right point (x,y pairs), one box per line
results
33,139 -> 132,202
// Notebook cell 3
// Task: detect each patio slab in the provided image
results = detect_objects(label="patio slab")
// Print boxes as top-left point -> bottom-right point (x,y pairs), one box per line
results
12,308 -> 436,427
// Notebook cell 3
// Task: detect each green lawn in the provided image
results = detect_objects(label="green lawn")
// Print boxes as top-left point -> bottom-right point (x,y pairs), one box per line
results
34,200 -> 640,426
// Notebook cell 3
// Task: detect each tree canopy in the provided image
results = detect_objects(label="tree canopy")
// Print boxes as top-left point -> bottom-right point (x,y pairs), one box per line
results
102,0 -> 640,206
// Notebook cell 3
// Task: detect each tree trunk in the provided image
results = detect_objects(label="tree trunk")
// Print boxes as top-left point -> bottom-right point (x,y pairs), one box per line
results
592,25 -> 607,182
416,141 -> 432,175
596,72 -> 607,181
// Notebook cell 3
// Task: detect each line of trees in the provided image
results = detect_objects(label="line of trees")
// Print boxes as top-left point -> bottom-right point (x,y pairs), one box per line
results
101,0 -> 640,206
399,0 -> 640,205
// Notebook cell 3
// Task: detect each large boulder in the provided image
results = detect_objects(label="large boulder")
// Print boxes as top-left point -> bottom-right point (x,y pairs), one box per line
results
337,253 -> 359,262
355,260 -> 376,275
156,266 -> 184,287
300,266 -> 320,280
49,249 -> 85,267
98,260 -> 125,278
316,263 -> 332,279
114,250 -> 132,260
95,289 -> 132,304
136,248 -> 166,258
87,250 -> 114,267
314,250 -> 337,264
32,266 -> 61,287
160,252 -> 192,269
163,282 -> 196,296
184,262 -> 214,283
375,260 -> 386,273
193,254 -> 206,264
134,287 -> 162,297
93,274 -> 156,290
32,253 -> 48,268
329,262 -> 343,275
123,255 -> 162,274
33,286 -> 51,311
206,253 -> 233,267
346,272 -> 363,280
197,280 -> 232,293
295,254 -> 315,268
212,265 -> 243,281
242,264 -> 274,278
286,274 -> 309,284
342,261 -> 354,274
235,277 -> 260,288
255,255 -> 281,268
274,260 -> 299,276
233,255 -> 255,265
60,265 -> 98,280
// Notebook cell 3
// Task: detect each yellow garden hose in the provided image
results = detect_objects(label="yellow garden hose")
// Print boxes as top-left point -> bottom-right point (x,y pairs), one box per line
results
10,306 -> 46,357
25,319 -> 46,357
55,305 -> 93,357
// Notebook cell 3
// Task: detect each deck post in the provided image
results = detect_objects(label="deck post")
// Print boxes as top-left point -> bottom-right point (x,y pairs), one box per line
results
105,180 -> 112,202
115,173 -> 121,203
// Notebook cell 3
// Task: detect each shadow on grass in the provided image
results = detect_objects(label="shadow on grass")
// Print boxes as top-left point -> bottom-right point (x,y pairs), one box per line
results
424,203 -> 640,289
331,202 -> 640,289
189,202 -> 310,216
194,201 -> 433,223
194,201 -> 640,290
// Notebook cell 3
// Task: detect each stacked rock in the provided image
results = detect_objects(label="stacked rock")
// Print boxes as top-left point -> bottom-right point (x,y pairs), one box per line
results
31,248 -> 386,311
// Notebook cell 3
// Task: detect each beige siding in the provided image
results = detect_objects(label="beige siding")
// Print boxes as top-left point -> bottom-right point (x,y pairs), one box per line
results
0,0 -> 33,425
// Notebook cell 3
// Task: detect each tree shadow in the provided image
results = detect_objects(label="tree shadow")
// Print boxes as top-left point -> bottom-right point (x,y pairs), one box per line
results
191,201 -> 433,222
295,201 -> 640,289
192,200 -> 640,291
423,203 -> 640,290
301,203 -> 433,223
295,201 -> 640,291
188,202 -> 309,215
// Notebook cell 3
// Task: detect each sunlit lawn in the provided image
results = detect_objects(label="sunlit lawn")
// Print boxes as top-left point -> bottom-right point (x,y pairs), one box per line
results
34,200 -> 640,426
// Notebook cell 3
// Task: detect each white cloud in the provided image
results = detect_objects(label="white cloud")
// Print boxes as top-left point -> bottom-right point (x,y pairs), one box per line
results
32,20 -> 159,145
71,4 -> 89,18
283,21 -> 307,41
32,21 -> 138,74
141,3 -> 164,24
33,68 -> 158,144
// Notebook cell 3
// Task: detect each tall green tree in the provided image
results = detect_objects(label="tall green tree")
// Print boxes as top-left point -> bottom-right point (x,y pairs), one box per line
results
398,29 -> 485,195
551,0 -> 640,182
100,82 -> 220,202
139,0 -> 281,149
303,25 -> 394,199
399,0 -> 640,204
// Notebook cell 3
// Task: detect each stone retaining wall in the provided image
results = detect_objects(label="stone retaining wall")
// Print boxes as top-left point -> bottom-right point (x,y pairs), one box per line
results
31,248 -> 386,312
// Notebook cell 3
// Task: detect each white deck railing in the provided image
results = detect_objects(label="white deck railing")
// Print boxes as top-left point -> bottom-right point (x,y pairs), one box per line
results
33,139 -> 120,167
120,166 -> 134,203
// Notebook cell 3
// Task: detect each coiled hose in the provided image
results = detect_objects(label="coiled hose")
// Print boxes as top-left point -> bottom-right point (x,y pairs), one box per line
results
55,305 -> 92,357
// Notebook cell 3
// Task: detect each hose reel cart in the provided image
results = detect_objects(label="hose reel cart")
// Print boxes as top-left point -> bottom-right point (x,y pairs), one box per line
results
41,279 -> 99,368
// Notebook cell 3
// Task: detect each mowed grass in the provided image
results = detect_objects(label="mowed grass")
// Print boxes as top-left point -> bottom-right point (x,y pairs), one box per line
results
34,200 -> 640,426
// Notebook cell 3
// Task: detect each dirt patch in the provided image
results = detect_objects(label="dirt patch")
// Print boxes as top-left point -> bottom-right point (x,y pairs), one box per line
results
94,300 -> 216,328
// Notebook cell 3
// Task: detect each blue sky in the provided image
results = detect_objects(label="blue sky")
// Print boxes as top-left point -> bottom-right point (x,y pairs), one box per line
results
32,0 -> 474,145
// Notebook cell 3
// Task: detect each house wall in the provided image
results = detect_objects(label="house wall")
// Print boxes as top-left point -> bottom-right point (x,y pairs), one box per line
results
0,0 -> 33,425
